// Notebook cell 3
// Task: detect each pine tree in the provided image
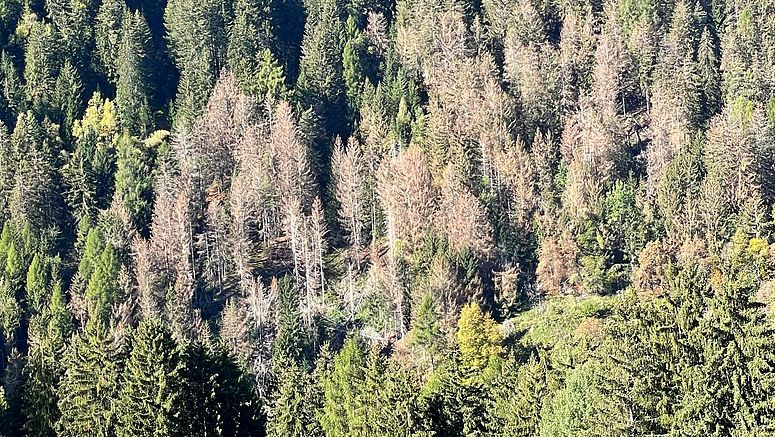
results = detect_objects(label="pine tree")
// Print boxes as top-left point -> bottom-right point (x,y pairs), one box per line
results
25,253 -> 50,317
115,318 -> 184,437
672,245 -> 775,435
0,248 -> 21,357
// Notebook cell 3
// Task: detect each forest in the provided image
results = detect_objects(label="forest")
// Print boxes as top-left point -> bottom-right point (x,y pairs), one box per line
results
0,0 -> 774,434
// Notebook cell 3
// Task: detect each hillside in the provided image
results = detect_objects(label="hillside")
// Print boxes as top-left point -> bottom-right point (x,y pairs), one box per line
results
1,0 -> 775,435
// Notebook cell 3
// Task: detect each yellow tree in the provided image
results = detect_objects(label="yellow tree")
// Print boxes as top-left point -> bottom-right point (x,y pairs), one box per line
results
456,302 -> 503,373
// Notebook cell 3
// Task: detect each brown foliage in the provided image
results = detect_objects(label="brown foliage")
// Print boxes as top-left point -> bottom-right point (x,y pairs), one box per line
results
331,136 -> 369,254
437,168 -> 493,256
491,139 -> 538,228
536,232 -> 580,296
378,144 -> 437,252
561,98 -> 627,217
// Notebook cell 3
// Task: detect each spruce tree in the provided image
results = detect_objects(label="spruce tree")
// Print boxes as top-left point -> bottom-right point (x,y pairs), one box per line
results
23,277 -> 73,437
296,0 -> 347,141
342,15 -> 369,122
113,134 -> 154,234
94,0 -> 126,83
226,0 -> 274,95
0,52 -> 22,128
52,62 -> 83,140
267,361 -> 322,436
23,19 -> 60,116
115,11 -> 154,136
116,318 -> 184,437
56,323 -> 124,437
408,293 -> 446,369
179,343 -> 264,436
84,241 -> 120,328
9,112 -> 63,234
164,0 -> 229,124
253,48 -> 287,98
319,337 -> 367,437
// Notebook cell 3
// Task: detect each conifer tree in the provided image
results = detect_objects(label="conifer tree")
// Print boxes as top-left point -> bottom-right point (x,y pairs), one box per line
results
0,122 -> 12,226
226,0 -> 274,95
296,0 -> 347,140
116,318 -> 184,437
84,240 -> 120,328
267,361 -> 322,436
23,276 -> 73,437
253,48 -> 287,98
57,323 -> 124,437
113,134 -> 155,234
331,136 -> 369,258
23,19 -> 60,115
52,61 -> 82,138
319,337 -> 367,437
164,0 -> 229,124
408,293 -> 445,369
178,343 -> 264,436
9,112 -> 63,234
94,0 -> 126,82
116,11 -> 154,136
0,51 -> 23,127
342,15 -> 370,122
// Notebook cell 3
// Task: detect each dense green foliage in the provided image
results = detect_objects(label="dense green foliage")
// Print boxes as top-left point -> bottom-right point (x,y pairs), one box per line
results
0,0 -> 774,435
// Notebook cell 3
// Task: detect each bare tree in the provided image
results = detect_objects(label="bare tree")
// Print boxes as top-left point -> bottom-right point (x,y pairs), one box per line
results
365,12 -> 388,58
331,136 -> 369,262
131,236 -> 159,319
536,231 -> 581,296
591,2 -> 634,121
